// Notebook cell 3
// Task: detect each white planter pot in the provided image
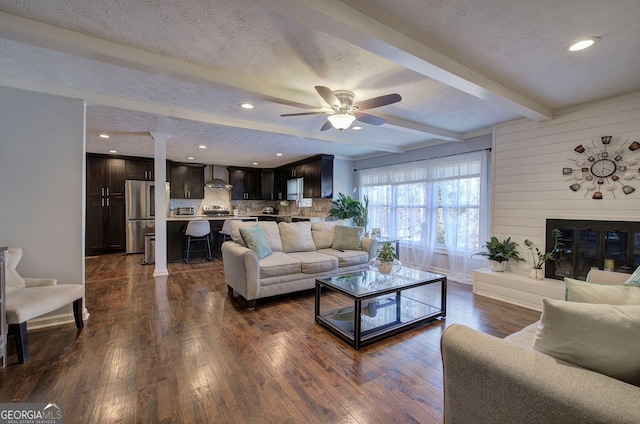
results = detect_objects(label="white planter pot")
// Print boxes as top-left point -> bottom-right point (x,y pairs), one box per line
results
489,260 -> 507,272
529,268 -> 545,280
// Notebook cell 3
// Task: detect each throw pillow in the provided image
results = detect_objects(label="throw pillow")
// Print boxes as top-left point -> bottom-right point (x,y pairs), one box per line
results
625,265 -> 640,286
332,225 -> 364,251
229,221 -> 258,246
278,221 -> 316,253
311,220 -> 345,249
532,298 -> 640,386
5,247 -> 26,293
239,226 -> 273,260
564,277 -> 640,304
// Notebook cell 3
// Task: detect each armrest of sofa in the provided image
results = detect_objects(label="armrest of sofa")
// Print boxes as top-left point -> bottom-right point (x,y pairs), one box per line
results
24,277 -> 57,287
221,241 -> 260,301
361,237 -> 378,260
586,269 -> 630,285
441,324 -> 640,424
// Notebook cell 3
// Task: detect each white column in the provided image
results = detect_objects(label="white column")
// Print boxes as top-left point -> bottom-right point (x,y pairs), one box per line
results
151,132 -> 170,277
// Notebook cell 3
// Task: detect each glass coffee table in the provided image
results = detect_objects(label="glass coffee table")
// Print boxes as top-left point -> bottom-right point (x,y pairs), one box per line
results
315,268 -> 446,349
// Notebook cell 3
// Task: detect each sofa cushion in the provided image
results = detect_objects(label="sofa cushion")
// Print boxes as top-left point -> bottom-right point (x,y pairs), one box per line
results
503,321 -> 539,348
318,248 -> 369,267
288,251 -> 338,274
564,278 -> 640,304
278,221 -> 316,253
532,298 -> 640,386
5,247 -> 26,293
258,252 -> 301,279
239,225 -> 273,260
311,220 -> 346,249
229,221 -> 283,252
625,265 -> 640,286
331,225 -> 364,251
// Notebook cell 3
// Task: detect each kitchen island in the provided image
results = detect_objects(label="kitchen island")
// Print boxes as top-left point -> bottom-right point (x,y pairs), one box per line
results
166,216 -> 257,262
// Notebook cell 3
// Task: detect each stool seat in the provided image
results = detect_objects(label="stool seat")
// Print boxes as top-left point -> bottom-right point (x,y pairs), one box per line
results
184,220 -> 212,263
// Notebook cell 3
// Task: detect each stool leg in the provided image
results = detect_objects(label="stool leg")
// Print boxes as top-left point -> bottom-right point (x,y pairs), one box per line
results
184,235 -> 191,264
206,234 -> 213,261
9,322 -> 28,363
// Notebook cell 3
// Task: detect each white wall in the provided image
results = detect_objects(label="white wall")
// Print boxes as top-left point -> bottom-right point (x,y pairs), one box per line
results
0,86 -> 85,290
333,158 -> 355,198
493,91 -> 640,275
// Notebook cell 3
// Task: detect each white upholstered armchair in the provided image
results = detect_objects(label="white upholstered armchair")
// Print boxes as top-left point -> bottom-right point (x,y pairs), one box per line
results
5,247 -> 84,363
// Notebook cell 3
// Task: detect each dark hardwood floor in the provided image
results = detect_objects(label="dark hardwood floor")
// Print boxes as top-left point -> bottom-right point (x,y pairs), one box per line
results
0,253 -> 540,423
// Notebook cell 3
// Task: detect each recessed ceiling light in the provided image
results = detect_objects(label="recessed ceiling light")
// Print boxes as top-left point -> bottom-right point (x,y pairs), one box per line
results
108,149 -> 117,153
187,156 -> 195,160
99,134 -> 110,139
352,126 -> 362,130
239,103 -> 254,109
567,37 -> 600,52
198,145 -> 206,149
252,162 -> 258,165
276,153 -> 283,156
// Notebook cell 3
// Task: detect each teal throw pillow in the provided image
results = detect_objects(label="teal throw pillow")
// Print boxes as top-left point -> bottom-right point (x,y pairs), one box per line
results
239,225 -> 273,260
625,265 -> 640,287
331,225 -> 364,251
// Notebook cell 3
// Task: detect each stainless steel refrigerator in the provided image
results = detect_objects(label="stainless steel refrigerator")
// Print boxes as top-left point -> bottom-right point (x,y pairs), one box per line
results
125,180 -> 169,253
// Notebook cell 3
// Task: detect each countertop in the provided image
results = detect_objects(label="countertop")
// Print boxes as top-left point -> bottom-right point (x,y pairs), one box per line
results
166,215 -> 258,221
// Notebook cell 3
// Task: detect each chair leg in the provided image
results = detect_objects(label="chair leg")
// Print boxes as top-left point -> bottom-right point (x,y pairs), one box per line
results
206,235 -> 213,261
184,235 -> 191,264
73,298 -> 84,329
9,322 -> 28,364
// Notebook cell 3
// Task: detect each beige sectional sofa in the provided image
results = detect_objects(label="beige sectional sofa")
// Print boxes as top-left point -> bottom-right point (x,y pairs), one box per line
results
441,269 -> 640,424
222,220 -> 378,308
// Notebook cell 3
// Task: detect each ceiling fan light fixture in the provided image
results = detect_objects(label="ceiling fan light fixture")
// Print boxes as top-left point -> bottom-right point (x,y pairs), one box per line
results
327,113 -> 356,130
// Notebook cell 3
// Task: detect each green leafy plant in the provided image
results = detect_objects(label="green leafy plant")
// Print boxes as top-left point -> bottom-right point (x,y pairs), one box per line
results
524,228 -> 562,269
328,193 -> 368,229
377,241 -> 398,262
474,236 -> 525,264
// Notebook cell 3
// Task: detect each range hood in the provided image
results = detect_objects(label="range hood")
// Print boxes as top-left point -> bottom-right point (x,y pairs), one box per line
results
205,165 -> 232,189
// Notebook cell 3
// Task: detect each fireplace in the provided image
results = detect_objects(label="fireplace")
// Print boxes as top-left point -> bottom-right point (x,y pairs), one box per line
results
546,219 -> 640,280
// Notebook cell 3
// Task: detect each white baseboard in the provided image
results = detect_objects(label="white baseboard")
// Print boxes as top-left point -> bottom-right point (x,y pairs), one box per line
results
473,268 -> 565,311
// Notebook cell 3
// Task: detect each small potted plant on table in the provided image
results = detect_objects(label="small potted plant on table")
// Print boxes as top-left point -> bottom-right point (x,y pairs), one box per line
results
524,228 -> 562,280
474,236 -> 525,272
370,241 -> 401,276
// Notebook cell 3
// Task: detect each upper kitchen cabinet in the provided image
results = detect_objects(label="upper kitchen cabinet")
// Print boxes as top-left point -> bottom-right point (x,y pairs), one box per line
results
284,155 -> 334,199
86,154 -> 127,255
261,169 -> 276,200
125,158 -> 154,180
169,163 -> 205,199
228,167 -> 262,200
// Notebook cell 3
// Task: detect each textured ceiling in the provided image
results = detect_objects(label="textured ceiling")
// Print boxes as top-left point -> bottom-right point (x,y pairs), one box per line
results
0,0 -> 639,165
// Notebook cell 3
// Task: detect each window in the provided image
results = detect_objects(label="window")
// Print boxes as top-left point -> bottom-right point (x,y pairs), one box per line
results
358,150 -> 489,284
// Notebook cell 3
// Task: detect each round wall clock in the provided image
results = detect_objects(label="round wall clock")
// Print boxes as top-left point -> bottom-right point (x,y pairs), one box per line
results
563,136 -> 640,199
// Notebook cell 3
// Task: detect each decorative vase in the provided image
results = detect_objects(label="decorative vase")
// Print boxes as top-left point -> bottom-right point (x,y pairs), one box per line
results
529,268 -> 544,280
369,258 -> 402,276
489,260 -> 507,272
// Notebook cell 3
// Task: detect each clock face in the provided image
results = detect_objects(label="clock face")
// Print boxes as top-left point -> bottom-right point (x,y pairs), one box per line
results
564,136 -> 639,199
590,159 -> 617,178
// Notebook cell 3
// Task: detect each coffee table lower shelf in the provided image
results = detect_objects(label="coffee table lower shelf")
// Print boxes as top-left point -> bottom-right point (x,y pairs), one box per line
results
316,294 -> 444,349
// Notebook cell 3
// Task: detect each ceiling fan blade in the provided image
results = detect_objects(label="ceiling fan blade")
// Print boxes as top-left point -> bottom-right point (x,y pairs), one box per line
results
320,120 -> 333,131
355,112 -> 386,126
355,93 -> 402,110
280,111 -> 326,117
315,86 -> 340,108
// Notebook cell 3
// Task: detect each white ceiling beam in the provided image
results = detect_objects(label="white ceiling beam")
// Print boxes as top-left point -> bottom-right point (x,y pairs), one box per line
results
374,114 -> 464,141
0,11 -> 455,142
256,0 -> 553,122
0,74 -> 404,153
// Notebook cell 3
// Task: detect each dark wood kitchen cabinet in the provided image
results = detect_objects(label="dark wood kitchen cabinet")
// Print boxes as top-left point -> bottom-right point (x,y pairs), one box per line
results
261,169 -> 276,200
86,154 -> 126,255
228,167 -> 262,200
278,155 -> 333,199
169,163 -> 205,199
126,158 -> 154,180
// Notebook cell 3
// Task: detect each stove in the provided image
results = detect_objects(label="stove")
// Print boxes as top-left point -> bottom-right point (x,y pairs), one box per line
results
203,204 -> 231,216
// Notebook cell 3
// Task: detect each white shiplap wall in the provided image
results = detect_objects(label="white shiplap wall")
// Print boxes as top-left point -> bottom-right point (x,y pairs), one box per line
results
492,91 -> 640,275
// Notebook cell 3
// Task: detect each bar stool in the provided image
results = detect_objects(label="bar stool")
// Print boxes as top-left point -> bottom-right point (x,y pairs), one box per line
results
184,220 -> 212,263
215,220 -> 233,259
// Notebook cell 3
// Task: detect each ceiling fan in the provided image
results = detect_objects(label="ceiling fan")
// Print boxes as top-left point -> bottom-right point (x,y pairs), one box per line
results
281,86 -> 401,131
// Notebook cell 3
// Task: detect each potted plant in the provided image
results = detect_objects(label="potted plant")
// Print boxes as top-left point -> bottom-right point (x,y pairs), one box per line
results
474,236 -> 525,272
328,193 -> 368,230
524,228 -> 562,280
374,241 -> 400,275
